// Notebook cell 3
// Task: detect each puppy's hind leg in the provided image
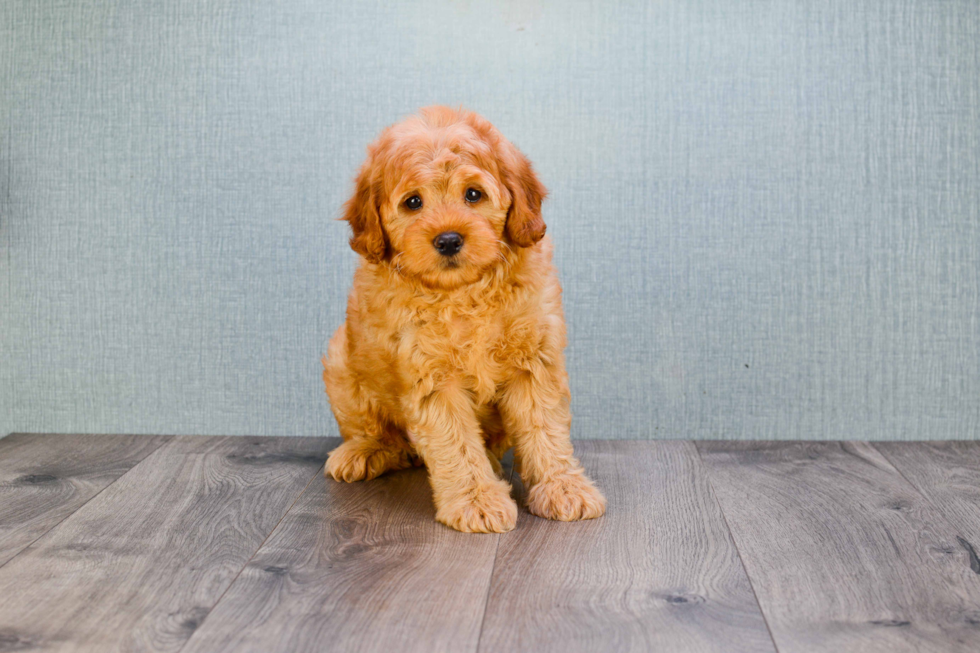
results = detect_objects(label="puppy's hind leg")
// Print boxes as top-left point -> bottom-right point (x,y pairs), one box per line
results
322,326 -> 413,482
326,433 -> 414,482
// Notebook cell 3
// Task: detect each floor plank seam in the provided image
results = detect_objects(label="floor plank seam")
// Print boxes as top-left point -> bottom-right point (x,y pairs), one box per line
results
472,525 -> 504,653
869,442 -> 942,508
692,441 -> 782,653
175,462 -> 328,653
472,463 -> 517,653
0,434 -> 173,573
870,442 -> 980,560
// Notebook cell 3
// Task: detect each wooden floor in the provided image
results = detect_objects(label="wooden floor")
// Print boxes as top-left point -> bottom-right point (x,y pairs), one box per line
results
1,436 -> 980,652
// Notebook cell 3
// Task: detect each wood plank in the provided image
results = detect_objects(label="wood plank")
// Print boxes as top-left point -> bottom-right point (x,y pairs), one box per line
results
180,456 -> 516,653
698,441 -> 980,653
478,441 -> 776,653
0,435 -> 333,653
0,433 -> 171,567
875,442 -> 980,547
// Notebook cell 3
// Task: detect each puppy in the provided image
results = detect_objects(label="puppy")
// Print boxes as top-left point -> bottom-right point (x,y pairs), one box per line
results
323,106 -> 606,533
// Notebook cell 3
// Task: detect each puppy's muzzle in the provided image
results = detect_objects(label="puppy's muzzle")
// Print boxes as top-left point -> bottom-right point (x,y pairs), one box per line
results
433,231 -> 463,257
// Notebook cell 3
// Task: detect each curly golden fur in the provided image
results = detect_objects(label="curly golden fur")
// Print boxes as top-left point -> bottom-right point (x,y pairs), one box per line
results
323,106 -> 606,533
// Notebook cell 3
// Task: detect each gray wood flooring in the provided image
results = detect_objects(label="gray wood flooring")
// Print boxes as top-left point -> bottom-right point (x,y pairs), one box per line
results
1,435 -> 979,652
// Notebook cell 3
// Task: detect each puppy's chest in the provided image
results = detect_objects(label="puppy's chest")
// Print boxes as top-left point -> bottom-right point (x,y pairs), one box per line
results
404,305 -> 535,396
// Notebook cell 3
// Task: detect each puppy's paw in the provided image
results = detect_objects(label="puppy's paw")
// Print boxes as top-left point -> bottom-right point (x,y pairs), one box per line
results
326,440 -> 403,482
436,481 -> 518,533
526,472 -> 607,521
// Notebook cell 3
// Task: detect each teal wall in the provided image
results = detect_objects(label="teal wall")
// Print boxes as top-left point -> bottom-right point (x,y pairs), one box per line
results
2,1 -> 978,440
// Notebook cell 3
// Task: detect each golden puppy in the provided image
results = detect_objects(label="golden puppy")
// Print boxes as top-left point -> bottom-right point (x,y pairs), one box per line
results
323,106 -> 606,533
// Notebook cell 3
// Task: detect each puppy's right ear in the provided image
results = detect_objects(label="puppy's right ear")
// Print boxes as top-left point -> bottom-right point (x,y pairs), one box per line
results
342,161 -> 387,263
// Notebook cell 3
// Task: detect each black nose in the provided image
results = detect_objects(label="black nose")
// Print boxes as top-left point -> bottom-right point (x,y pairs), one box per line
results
433,231 -> 463,256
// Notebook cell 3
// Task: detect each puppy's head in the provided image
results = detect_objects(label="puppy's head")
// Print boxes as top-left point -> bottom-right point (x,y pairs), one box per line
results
342,106 -> 547,289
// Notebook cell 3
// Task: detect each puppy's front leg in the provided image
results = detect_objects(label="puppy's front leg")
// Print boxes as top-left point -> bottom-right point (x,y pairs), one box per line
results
500,369 -> 606,522
406,383 -> 517,533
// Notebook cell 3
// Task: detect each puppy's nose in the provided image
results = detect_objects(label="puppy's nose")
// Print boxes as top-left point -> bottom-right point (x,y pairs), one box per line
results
433,231 -> 463,256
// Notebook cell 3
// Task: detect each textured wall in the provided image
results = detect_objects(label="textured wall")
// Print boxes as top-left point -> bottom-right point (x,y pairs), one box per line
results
1,0 -> 978,440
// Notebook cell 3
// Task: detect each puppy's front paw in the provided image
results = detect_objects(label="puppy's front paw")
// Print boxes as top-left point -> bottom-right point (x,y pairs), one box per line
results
526,472 -> 607,521
436,481 -> 518,533
326,440 -> 402,482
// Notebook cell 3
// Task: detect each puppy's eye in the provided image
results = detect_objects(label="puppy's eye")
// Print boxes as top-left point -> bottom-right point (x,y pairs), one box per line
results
464,188 -> 482,203
404,195 -> 423,210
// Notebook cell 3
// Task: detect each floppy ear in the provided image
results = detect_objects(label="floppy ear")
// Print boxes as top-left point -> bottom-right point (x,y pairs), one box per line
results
342,161 -> 387,263
501,144 -> 548,248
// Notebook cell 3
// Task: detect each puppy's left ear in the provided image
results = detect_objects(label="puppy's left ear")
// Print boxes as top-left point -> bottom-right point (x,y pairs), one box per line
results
501,144 -> 548,248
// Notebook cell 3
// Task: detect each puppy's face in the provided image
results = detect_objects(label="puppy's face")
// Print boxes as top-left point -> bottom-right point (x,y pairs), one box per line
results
342,106 -> 548,290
